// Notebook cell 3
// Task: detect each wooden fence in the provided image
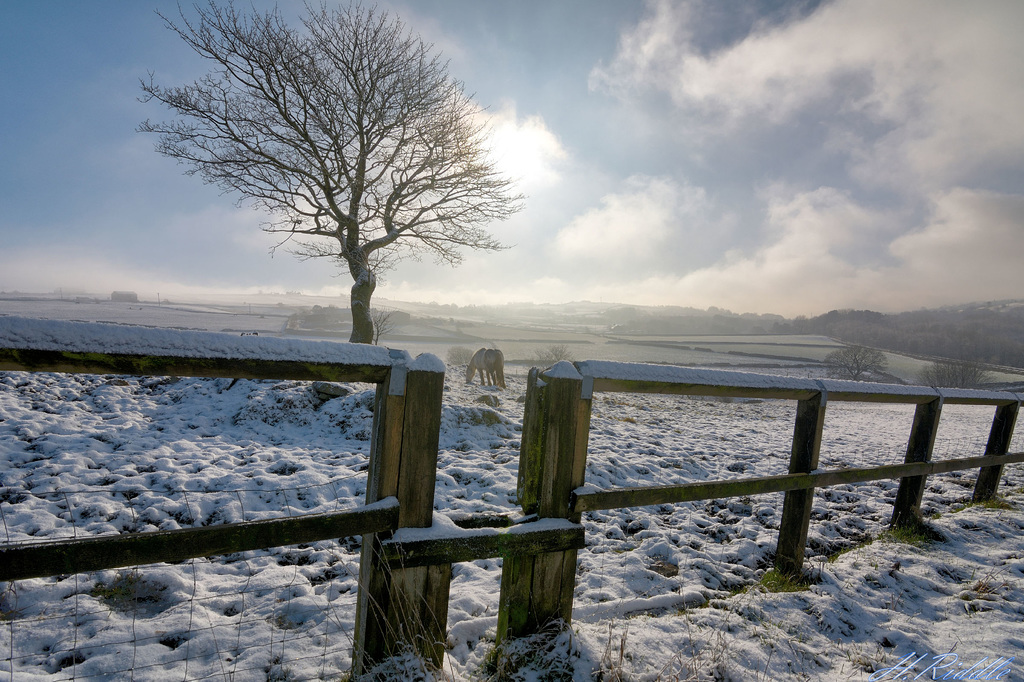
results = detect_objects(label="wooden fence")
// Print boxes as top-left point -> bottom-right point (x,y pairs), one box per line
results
504,359 -> 1023,637
0,319 -> 583,676
1,320 -> 1022,677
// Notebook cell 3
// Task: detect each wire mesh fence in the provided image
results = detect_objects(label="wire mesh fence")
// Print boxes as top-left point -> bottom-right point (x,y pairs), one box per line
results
2,551 -> 362,681
1,476 -> 370,682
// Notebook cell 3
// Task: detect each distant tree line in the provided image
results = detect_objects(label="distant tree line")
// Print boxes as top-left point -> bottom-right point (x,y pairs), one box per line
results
287,305 -> 349,331
774,304 -> 1024,369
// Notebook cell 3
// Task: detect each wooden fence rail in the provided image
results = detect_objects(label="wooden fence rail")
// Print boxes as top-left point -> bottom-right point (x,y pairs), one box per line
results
0,498 -> 400,582
570,451 -> 1024,513
1,318 -> 1021,678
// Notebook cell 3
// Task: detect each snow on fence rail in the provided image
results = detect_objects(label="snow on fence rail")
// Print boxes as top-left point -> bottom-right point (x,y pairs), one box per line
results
0,315 -> 398,383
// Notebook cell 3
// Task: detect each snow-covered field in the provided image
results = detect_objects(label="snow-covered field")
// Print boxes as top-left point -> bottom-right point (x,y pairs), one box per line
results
1,322 -> 1023,680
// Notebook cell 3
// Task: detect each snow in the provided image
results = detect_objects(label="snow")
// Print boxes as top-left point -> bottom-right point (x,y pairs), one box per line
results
820,378 -> 1019,404
408,353 -> 446,374
578,359 -> 824,391
936,387 -> 1022,403
819,377 -> 939,399
0,316 -> 394,366
390,514 -> 578,543
543,360 -> 582,379
1,321 -> 1023,680
578,359 -> 1020,404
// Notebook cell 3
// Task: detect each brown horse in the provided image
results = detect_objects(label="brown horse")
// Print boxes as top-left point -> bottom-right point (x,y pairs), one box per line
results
466,347 -> 506,388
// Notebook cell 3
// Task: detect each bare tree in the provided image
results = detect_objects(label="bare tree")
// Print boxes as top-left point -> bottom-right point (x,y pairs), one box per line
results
823,345 -> 888,380
918,359 -> 993,388
370,308 -> 396,345
445,346 -> 475,366
534,344 -> 575,365
140,3 -> 522,343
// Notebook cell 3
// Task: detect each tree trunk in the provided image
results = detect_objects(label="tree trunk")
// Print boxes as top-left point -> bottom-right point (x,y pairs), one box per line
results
349,265 -> 376,344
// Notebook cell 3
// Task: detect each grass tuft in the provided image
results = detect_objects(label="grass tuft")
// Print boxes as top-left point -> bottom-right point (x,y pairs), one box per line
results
879,520 -> 944,547
482,621 -> 579,682
827,538 -> 875,563
597,623 -> 632,682
757,569 -> 811,593
90,571 -> 167,613
955,496 -> 1016,512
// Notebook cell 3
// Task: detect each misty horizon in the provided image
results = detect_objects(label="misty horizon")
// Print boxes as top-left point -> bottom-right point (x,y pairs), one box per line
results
3,287 -> 1023,325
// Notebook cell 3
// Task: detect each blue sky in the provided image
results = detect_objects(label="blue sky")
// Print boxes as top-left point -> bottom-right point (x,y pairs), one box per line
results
1,0 -> 1022,316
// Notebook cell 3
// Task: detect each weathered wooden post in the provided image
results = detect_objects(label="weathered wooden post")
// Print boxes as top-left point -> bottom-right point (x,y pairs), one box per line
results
891,396 -> 943,528
515,367 -> 544,517
774,388 -> 827,576
972,400 -> 1020,502
352,354 -> 447,675
497,362 -> 592,642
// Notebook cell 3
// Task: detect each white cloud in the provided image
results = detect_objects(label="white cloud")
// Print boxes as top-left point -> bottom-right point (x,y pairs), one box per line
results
888,188 -> 1024,300
564,0 -> 1024,314
540,186 -> 1024,316
555,176 -> 678,260
592,0 -> 1024,189
656,188 -> 891,314
390,181 -> 1024,315
553,175 -> 731,277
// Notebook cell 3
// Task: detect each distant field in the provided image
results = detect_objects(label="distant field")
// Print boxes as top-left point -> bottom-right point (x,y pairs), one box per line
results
882,350 -> 1024,384
610,334 -> 839,347
0,298 -> 289,334
606,334 -> 842,361
397,335 -> 826,376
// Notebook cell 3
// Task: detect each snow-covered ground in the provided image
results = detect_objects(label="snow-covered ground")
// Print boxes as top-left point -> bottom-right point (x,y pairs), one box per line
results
1,323 -> 1022,680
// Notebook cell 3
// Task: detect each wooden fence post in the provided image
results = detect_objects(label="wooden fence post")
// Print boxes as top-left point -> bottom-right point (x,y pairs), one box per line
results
352,357 -> 447,675
497,363 -> 591,643
972,400 -> 1020,502
891,397 -> 943,528
516,368 -> 544,517
775,388 -> 827,576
